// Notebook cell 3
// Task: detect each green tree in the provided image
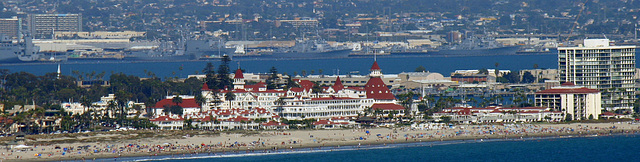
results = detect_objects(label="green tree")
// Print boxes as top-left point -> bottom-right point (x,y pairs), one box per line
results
397,92 -> 415,117
494,62 -> 500,75
415,65 -> 427,72
80,96 -> 93,118
172,95 -> 183,106
284,75 -> 299,90
441,116 -> 452,123
521,71 -> 536,83
478,68 -> 489,75
216,55 -> 232,90
203,62 -> 218,90
267,66 -> 278,89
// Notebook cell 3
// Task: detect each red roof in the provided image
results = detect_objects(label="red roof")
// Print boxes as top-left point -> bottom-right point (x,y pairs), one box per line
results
194,116 -> 214,122
332,76 -> 344,91
153,98 -> 201,108
313,119 -> 349,125
371,103 -> 405,110
226,116 -> 250,122
0,117 -> 13,125
149,115 -> 183,122
600,112 -> 623,117
289,87 -> 305,92
370,61 -> 381,71
561,82 -> 575,86
297,80 -> 315,89
365,77 -> 395,100
310,96 -> 357,100
234,69 -> 244,79
202,82 -> 211,91
536,87 -> 599,94
261,121 -> 288,126
244,82 -> 267,90
312,119 -> 332,125
457,109 -> 472,115
331,116 -> 353,120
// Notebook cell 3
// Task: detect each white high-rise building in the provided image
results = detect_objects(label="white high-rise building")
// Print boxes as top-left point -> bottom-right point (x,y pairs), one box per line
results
557,39 -> 636,112
28,14 -> 82,39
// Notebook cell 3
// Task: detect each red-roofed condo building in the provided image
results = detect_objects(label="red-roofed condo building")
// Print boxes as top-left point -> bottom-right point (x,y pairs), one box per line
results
535,83 -> 601,120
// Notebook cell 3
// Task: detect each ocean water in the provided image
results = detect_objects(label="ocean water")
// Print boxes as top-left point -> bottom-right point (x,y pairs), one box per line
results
1,54 -> 559,79
93,134 -> 640,162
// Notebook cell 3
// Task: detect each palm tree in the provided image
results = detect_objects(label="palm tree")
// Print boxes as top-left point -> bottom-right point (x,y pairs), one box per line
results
494,62 -> 500,76
107,100 -> 117,119
172,95 -> 183,106
398,92 -> 415,117
195,93 -> 205,112
374,109 -> 383,121
363,106 -> 372,117
80,96 -> 93,117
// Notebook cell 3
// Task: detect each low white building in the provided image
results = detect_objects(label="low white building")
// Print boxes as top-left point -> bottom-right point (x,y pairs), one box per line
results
278,97 -> 374,120
149,96 -> 201,117
432,106 -> 564,123
62,94 -> 145,117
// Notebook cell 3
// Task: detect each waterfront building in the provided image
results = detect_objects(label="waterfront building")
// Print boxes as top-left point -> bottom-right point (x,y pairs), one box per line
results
201,69 -> 286,111
276,62 -> 404,120
519,69 -> 558,82
62,94 -> 145,117
151,107 -> 282,130
28,14 -> 82,39
451,74 -> 490,83
534,82 -> 601,120
557,39 -> 636,112
431,106 -> 564,123
312,117 -> 357,129
54,31 -> 146,39
150,96 -> 202,116
451,69 -> 510,78
298,74 -> 399,87
278,96 -> 375,120
159,61 -> 405,129
398,72 -> 445,81
0,16 -> 21,38
149,115 -> 184,130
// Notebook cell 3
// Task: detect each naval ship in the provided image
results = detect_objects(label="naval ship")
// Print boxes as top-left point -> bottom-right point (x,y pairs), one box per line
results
0,35 -> 41,63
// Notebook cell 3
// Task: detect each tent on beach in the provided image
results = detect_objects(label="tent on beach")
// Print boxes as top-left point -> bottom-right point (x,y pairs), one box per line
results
13,144 -> 31,149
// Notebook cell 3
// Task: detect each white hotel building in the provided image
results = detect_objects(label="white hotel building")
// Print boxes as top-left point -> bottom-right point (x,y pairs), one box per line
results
535,82 -> 601,120
557,39 -> 635,111
198,61 -> 404,121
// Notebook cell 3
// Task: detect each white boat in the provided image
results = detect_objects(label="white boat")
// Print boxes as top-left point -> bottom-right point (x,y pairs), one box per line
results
234,44 -> 246,54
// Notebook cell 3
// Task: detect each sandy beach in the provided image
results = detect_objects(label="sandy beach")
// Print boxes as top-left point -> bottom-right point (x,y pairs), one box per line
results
2,122 -> 639,161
